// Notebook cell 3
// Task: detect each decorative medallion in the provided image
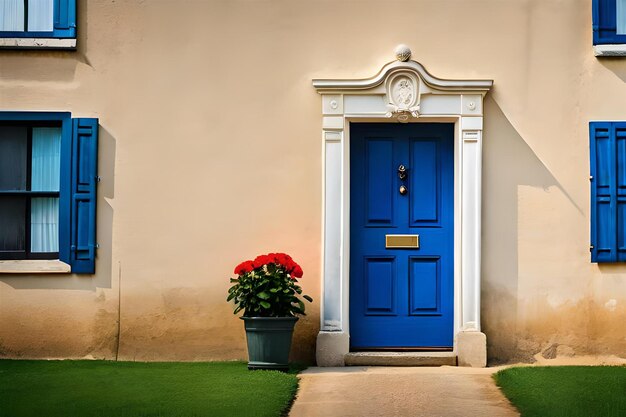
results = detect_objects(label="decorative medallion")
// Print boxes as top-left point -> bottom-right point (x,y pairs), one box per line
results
393,78 -> 414,107
385,72 -> 420,122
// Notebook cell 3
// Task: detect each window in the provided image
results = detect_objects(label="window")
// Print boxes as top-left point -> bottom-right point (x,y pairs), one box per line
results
0,0 -> 76,48
590,122 -> 626,262
0,112 -> 98,273
0,122 -> 62,260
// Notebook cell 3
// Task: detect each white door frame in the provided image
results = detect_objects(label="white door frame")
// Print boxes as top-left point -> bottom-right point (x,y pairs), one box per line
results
312,47 -> 493,366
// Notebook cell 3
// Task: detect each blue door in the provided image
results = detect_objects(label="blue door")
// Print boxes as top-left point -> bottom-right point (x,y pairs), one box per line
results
350,123 -> 454,348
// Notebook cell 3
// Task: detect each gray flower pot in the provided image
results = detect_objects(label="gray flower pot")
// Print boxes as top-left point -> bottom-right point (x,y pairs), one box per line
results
241,316 -> 298,370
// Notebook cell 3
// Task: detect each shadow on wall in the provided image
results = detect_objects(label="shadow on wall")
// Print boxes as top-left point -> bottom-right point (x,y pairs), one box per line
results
481,95 -> 563,364
0,125 -> 116,291
598,58 -> 626,84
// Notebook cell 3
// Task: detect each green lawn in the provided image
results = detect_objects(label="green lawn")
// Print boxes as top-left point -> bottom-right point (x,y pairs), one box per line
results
0,360 -> 303,417
494,366 -> 626,417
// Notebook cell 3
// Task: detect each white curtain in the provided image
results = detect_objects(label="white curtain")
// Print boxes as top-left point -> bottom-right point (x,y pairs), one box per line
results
31,197 -> 59,252
28,0 -> 52,31
0,0 -> 24,31
31,127 -> 61,192
31,127 -> 61,253
618,0 -> 626,35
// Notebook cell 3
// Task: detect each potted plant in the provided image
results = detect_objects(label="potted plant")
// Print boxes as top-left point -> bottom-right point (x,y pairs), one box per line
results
227,252 -> 313,370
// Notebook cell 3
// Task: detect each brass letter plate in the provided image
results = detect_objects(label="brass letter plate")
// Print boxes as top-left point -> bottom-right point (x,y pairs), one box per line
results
385,234 -> 419,249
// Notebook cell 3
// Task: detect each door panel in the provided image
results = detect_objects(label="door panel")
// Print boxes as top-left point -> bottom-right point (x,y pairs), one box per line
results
350,123 -> 454,348
364,257 -> 396,315
410,139 -> 439,225
409,256 -> 440,314
366,139 -> 395,225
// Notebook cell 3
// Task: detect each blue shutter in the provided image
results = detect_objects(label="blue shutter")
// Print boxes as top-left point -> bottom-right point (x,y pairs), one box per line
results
615,123 -> 626,261
53,0 -> 76,38
591,122 -> 617,262
593,0 -> 626,44
66,118 -> 98,273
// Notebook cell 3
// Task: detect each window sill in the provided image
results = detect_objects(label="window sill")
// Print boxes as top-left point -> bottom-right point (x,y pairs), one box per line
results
0,38 -> 76,49
594,44 -> 626,56
0,260 -> 71,274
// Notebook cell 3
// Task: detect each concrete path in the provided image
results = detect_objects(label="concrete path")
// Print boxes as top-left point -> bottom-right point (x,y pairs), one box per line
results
289,366 -> 519,417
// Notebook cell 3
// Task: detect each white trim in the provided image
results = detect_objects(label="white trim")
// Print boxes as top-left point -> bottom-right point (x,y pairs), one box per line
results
313,54 -> 492,364
0,38 -> 76,49
461,117 -> 483,131
461,130 -> 482,331
313,60 -> 493,92
593,44 -> 626,57
0,260 -> 71,274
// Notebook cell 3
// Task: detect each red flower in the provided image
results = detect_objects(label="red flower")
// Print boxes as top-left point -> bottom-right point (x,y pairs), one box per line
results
291,264 -> 303,279
234,252 -> 302,277
234,260 -> 255,275
263,252 -> 289,269
275,253 -> 290,266
253,255 -> 271,269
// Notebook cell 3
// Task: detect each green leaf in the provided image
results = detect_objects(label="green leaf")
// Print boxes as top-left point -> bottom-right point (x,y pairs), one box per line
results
233,305 -> 243,314
303,295 -> 313,303
226,292 -> 236,302
257,292 -> 270,300
269,287 -> 279,293
260,301 -> 271,309
230,278 -> 239,283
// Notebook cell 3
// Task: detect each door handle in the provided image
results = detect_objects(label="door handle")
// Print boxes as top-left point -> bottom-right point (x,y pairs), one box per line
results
398,164 -> 407,180
398,165 -> 408,195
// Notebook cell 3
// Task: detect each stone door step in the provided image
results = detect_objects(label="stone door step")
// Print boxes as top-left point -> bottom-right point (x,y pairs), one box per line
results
344,351 -> 457,366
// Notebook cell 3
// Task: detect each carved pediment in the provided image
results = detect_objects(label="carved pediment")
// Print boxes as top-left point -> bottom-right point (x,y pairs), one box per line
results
313,45 -> 493,121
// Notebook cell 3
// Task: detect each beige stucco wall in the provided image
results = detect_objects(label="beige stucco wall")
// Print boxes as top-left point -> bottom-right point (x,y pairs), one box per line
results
0,0 -> 624,364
